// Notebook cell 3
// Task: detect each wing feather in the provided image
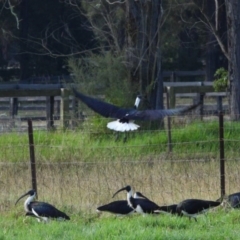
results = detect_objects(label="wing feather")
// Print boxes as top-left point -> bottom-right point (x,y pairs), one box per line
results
73,89 -> 131,118
73,89 -> 200,121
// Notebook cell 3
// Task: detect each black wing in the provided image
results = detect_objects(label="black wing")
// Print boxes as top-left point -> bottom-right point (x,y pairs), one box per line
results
97,200 -> 134,214
30,201 -> 70,220
127,103 -> 199,121
73,89 -> 199,121
228,192 -> 240,208
158,204 -> 178,214
133,199 -> 161,214
177,199 -> 220,214
73,89 -> 131,118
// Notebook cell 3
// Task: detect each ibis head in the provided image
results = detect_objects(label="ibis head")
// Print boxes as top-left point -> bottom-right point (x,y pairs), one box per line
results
112,185 -> 132,198
15,189 -> 36,205
15,189 -> 70,222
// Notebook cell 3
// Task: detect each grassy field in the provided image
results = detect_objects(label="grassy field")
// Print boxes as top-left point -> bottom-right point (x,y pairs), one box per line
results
1,118 -> 240,239
1,208 -> 240,240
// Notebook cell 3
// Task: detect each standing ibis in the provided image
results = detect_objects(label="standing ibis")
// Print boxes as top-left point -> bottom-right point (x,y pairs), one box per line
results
15,189 -> 70,222
176,198 -> 221,221
72,89 -> 200,132
96,191 -> 149,216
112,185 -> 162,214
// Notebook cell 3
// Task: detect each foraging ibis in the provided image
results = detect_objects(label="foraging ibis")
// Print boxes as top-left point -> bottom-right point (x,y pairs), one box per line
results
227,192 -> 240,208
112,185 -> 162,214
96,192 -> 149,216
176,199 -> 221,221
72,89 -> 200,132
219,192 -> 240,208
15,189 -> 70,222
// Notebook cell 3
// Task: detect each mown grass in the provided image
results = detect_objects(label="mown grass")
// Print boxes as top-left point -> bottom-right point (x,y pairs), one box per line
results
1,208 -> 240,240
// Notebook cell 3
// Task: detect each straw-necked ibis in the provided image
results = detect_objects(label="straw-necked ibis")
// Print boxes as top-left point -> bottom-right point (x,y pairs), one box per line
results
15,189 -> 70,222
227,192 -> 240,208
176,198 -> 221,221
112,185 -> 162,214
219,192 -> 240,208
107,95 -> 142,132
72,89 -> 200,132
96,192 -> 149,216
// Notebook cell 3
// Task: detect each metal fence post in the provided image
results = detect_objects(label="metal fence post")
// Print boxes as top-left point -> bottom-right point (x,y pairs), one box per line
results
219,111 -> 225,198
166,87 -> 172,152
28,119 -> 37,195
46,96 -> 54,130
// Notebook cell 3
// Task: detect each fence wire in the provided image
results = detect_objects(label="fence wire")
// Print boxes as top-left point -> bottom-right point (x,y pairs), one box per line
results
1,112 -> 240,216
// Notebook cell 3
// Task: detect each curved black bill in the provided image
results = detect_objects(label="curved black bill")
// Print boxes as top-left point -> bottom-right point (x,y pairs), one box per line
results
112,187 -> 127,198
15,192 -> 29,205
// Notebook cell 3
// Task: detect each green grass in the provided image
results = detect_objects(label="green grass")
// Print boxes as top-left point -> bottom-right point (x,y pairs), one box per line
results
1,119 -> 240,239
0,119 -> 240,162
1,209 -> 240,240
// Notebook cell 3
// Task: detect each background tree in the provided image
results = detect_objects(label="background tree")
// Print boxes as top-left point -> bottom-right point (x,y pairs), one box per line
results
225,0 -> 240,120
0,0 -> 95,80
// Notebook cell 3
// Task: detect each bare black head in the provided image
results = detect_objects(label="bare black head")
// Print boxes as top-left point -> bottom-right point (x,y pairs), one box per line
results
112,185 -> 132,198
15,189 -> 36,205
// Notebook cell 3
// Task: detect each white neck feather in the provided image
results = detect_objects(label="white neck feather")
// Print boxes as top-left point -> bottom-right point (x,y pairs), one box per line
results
24,193 -> 36,212
134,97 -> 141,108
127,189 -> 134,208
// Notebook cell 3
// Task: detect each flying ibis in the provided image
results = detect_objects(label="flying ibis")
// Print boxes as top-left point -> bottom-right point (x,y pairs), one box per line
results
15,189 -> 70,222
112,185 -> 163,215
176,198 -> 221,221
96,191 -> 149,216
72,89 -> 200,132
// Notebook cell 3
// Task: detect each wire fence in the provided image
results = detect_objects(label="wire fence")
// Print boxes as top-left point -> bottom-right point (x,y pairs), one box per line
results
1,110 -> 240,216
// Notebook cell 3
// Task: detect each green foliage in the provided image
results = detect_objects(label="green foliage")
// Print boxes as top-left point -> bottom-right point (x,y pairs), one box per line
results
213,68 -> 228,92
68,51 -> 138,132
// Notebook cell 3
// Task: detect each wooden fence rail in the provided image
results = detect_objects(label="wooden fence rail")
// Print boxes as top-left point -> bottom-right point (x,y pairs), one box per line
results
0,82 -> 228,131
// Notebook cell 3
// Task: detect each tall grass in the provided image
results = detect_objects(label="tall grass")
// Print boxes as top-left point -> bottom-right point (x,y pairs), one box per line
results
0,118 -> 240,163
1,118 -> 240,219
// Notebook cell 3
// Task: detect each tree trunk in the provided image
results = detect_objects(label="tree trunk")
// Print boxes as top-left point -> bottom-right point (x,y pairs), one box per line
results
225,0 -> 240,120
19,0 -> 30,80
125,0 -> 163,110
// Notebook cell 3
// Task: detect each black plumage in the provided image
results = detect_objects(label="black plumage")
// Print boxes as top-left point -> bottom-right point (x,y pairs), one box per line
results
97,200 -> 134,215
227,192 -> 240,208
15,189 -> 70,222
112,185 -> 162,214
96,191 -> 150,215
219,192 -> 240,208
176,199 -> 221,221
72,89 -> 200,130
155,204 -> 178,214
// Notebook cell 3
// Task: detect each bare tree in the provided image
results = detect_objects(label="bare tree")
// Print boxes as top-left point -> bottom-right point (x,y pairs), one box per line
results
75,0 -> 164,110
225,0 -> 240,120
125,0 -> 163,109
189,0 -> 240,119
